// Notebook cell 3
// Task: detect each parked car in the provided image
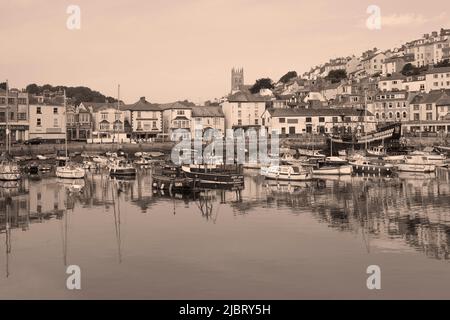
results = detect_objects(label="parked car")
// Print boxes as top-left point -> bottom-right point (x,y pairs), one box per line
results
24,138 -> 43,145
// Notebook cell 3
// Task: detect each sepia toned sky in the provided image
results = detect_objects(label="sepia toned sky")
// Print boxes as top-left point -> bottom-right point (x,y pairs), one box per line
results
1,0 -> 449,104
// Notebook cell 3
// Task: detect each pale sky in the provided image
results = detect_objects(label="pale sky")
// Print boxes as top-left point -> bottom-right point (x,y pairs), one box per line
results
1,0 -> 449,104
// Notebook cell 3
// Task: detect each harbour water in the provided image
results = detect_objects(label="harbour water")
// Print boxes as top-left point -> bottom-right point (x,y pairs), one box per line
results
1,168 -> 450,299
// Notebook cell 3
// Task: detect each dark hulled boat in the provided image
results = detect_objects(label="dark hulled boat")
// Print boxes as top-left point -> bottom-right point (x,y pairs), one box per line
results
152,164 -> 194,192
327,122 -> 402,153
181,164 -> 244,189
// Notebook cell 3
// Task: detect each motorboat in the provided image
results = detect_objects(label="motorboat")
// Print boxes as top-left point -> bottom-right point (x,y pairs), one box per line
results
56,163 -> 85,179
397,155 -> 436,173
349,156 -> 395,176
108,159 -> 137,177
262,165 -> 313,181
366,145 -> 386,157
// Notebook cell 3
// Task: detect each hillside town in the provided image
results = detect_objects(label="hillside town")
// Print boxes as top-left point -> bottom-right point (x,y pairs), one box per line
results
1,28 -> 450,147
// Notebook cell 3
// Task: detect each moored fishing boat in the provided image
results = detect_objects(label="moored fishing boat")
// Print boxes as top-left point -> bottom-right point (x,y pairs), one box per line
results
349,157 -> 395,176
181,163 -> 244,188
152,164 -> 194,192
262,165 -> 313,181
108,158 -> 137,177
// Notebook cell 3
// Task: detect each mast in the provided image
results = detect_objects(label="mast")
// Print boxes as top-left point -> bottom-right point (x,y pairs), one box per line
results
115,84 -> 120,150
64,90 -> 68,158
5,80 -> 9,155
364,88 -> 368,151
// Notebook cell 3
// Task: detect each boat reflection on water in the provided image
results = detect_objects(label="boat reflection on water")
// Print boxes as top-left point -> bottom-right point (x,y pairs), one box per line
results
1,167 -> 450,283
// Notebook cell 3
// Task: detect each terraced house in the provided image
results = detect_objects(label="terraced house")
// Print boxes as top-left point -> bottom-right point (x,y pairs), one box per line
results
370,90 -> 411,123
0,87 -> 29,143
261,107 -> 375,136
160,102 -> 193,140
125,97 -> 162,141
405,89 -> 450,134
190,106 -> 225,138
28,95 -> 66,143
89,102 -> 130,143
220,91 -> 270,131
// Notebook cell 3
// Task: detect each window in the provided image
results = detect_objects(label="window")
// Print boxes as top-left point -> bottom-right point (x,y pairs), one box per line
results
137,111 -> 141,118
434,82 -> 439,86
396,112 -> 400,119
53,118 -> 58,127
287,118 -> 298,124
420,84 -> 425,90
306,117 -> 312,123
53,107 -> 58,114
254,119 -> 259,125
152,121 -> 157,128
18,112 -> 26,120
37,118 -> 41,126
332,117 -> 338,122
237,119 -> 242,126
37,107 -> 42,114
388,112 -> 393,119
279,118 -> 285,123
414,113 -> 420,121
237,110 -> 242,118
101,113 -> 108,120
426,104 -> 432,110
426,113 -> 433,120
177,110 -> 185,115
319,117 -> 325,122
403,112 -> 407,119
413,105 -> 420,111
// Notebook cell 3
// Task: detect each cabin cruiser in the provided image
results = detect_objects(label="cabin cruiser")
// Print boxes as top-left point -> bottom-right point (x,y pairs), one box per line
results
108,158 -> 137,177
366,145 -> 386,157
397,155 -> 436,173
262,165 -> 313,181
410,149 -> 447,167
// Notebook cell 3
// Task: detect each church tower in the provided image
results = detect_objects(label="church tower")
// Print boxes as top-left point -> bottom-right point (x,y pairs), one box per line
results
231,67 -> 244,93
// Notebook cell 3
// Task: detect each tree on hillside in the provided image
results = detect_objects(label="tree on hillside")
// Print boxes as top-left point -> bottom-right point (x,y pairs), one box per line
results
401,63 -> 428,76
25,83 -> 40,94
325,69 -> 347,83
250,78 -> 274,94
279,71 -> 297,84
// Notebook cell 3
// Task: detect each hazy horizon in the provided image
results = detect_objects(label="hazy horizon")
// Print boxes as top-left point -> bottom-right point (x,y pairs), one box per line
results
1,0 -> 449,104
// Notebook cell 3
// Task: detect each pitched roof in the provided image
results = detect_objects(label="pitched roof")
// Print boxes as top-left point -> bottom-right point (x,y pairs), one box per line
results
191,106 -> 224,117
81,102 -> 119,112
159,101 -> 193,110
265,107 -> 372,117
380,73 -> 406,81
125,97 -> 161,111
410,89 -> 450,104
227,91 -> 271,102
426,66 -> 450,74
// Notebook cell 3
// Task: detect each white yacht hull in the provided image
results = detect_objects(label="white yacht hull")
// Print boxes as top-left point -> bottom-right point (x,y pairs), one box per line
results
397,164 -> 435,173
56,167 -> 86,179
313,165 -> 353,175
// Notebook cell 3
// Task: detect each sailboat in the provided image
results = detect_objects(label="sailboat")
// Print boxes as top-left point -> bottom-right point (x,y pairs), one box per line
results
55,91 -> 85,179
0,81 -> 22,182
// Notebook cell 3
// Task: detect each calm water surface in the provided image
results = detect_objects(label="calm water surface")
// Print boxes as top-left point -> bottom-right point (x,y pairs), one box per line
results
1,168 -> 450,299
